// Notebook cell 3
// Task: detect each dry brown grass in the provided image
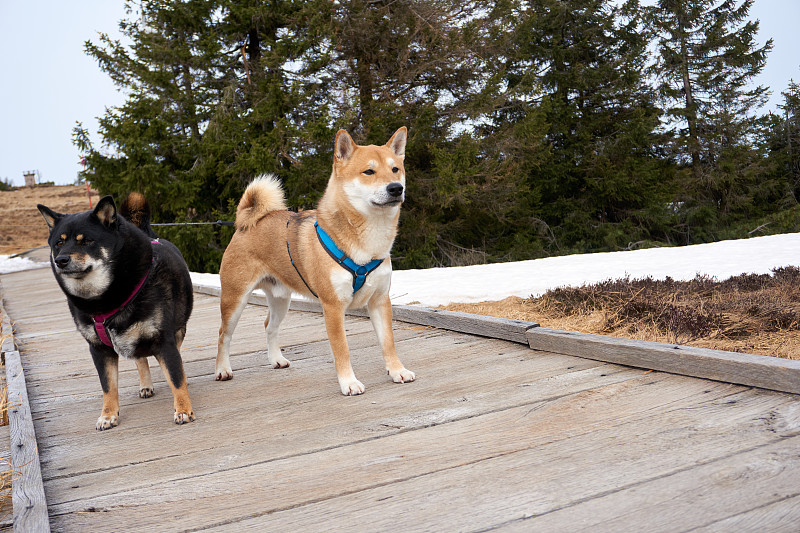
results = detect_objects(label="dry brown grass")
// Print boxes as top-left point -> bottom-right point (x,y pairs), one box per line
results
0,185 -> 100,254
0,377 -> 13,527
0,330 -> 15,524
443,267 -> 800,360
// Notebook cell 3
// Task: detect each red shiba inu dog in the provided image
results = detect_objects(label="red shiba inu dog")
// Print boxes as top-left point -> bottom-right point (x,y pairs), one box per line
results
215,127 -> 415,395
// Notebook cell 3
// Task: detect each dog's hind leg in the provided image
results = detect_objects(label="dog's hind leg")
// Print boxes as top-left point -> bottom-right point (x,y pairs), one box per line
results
175,327 -> 186,350
135,357 -> 155,398
91,346 -> 120,430
216,277 -> 258,381
264,291 -> 291,368
155,349 -> 195,425
368,293 -> 415,384
320,300 -> 365,396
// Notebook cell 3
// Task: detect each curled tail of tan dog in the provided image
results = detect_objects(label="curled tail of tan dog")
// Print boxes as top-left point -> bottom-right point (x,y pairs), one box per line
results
235,174 -> 288,231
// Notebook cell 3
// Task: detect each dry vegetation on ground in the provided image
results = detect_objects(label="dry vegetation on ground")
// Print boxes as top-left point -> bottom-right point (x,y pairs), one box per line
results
445,268 -> 800,360
0,185 -> 99,254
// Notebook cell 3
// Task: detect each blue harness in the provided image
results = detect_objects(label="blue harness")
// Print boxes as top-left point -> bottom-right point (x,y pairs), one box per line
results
286,219 -> 384,297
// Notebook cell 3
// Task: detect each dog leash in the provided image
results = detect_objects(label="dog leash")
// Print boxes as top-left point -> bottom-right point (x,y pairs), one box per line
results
92,240 -> 160,347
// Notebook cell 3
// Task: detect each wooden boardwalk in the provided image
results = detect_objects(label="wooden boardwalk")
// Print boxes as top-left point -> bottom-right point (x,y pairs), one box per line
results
2,267 -> 800,532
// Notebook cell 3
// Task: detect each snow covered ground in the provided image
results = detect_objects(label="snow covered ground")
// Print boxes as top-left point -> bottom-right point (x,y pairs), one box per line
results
0,254 -> 49,275
5,233 -> 800,307
192,233 -> 800,307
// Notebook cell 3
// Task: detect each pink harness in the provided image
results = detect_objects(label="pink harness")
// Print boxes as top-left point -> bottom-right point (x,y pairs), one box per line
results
92,240 -> 159,347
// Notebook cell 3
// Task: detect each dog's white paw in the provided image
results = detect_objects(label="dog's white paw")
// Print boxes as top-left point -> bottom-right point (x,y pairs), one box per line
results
269,354 -> 291,369
96,414 -> 119,431
174,410 -> 195,425
339,377 -> 366,396
389,367 -> 416,384
139,387 -> 154,398
215,367 -> 233,381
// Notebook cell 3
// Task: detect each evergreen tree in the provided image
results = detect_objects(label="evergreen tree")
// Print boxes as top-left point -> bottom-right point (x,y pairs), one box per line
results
648,0 -> 772,240
759,79 -> 800,213
316,0 -> 504,267
75,0 -> 335,271
488,0 -> 671,254
779,80 -> 800,201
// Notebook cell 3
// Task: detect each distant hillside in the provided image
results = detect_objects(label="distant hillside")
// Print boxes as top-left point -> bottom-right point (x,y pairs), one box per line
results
0,185 -> 99,254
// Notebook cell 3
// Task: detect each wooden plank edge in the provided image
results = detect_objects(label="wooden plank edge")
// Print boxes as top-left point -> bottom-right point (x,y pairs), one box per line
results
192,283 -> 539,344
527,327 -> 800,395
5,351 -> 49,532
1,295 -> 16,355
0,289 -> 50,531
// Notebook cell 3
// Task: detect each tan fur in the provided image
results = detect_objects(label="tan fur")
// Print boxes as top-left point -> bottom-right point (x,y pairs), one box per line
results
235,174 -> 288,231
122,192 -> 148,227
135,357 -> 154,398
156,355 -> 194,424
96,358 -> 120,430
216,127 -> 415,395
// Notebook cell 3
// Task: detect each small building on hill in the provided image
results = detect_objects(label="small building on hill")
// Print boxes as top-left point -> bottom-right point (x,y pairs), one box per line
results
23,170 -> 38,187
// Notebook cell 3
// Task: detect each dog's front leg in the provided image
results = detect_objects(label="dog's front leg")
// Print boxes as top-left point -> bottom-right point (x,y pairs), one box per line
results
321,301 -> 364,395
90,346 -> 120,430
155,348 -> 195,425
368,294 -> 415,384
135,357 -> 154,398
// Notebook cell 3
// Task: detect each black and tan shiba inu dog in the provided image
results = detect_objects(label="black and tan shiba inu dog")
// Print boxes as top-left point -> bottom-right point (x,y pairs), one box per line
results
215,127 -> 415,395
37,194 -> 194,430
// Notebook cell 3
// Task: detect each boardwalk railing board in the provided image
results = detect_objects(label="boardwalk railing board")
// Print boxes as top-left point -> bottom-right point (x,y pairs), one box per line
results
527,327 -> 800,395
192,283 -> 540,344
194,282 -> 800,395
5,350 -> 50,533
1,293 -> 51,532
1,298 -> 15,355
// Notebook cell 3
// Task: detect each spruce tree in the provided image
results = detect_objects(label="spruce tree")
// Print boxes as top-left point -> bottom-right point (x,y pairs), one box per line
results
74,0 -> 335,271
648,0 -> 772,239
488,0 -> 670,254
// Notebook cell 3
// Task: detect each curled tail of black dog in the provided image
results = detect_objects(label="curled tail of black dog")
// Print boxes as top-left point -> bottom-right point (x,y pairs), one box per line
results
120,192 -> 158,238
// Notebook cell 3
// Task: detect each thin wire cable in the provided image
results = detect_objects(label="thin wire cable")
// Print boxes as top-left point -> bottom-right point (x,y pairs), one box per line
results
0,221 -> 235,228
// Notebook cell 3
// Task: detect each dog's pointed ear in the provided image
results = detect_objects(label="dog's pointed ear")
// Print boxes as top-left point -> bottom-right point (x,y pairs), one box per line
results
386,126 -> 407,159
334,129 -> 356,162
92,196 -> 118,228
37,204 -> 63,232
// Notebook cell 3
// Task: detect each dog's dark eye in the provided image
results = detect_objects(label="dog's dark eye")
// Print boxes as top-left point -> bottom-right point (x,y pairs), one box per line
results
363,169 -> 375,175
392,167 -> 399,173
56,240 -> 64,247
81,239 -> 93,246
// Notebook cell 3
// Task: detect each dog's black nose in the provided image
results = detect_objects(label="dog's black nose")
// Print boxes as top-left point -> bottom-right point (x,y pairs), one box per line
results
54,256 -> 71,268
387,182 -> 404,197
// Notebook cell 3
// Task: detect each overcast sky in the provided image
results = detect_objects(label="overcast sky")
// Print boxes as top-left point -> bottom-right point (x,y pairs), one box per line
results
1,0 -> 798,186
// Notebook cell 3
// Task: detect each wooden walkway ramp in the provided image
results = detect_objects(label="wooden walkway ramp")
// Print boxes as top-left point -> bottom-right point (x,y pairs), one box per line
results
2,267 -> 800,532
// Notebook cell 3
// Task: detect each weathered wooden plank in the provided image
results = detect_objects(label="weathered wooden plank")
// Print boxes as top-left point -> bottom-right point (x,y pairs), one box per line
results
2,290 -> 50,531
0,295 -> 15,355
527,327 -> 800,395
48,383 -> 792,531
4,350 -> 49,533
206,389 -> 798,533
3,268 -> 800,532
36,337 -> 616,481
27,326 -> 456,440
193,283 -> 540,344
42,361 -> 638,507
497,435 -> 800,532
691,495 -> 800,532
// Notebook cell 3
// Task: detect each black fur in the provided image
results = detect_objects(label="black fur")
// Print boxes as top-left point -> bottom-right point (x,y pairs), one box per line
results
37,195 -> 193,425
